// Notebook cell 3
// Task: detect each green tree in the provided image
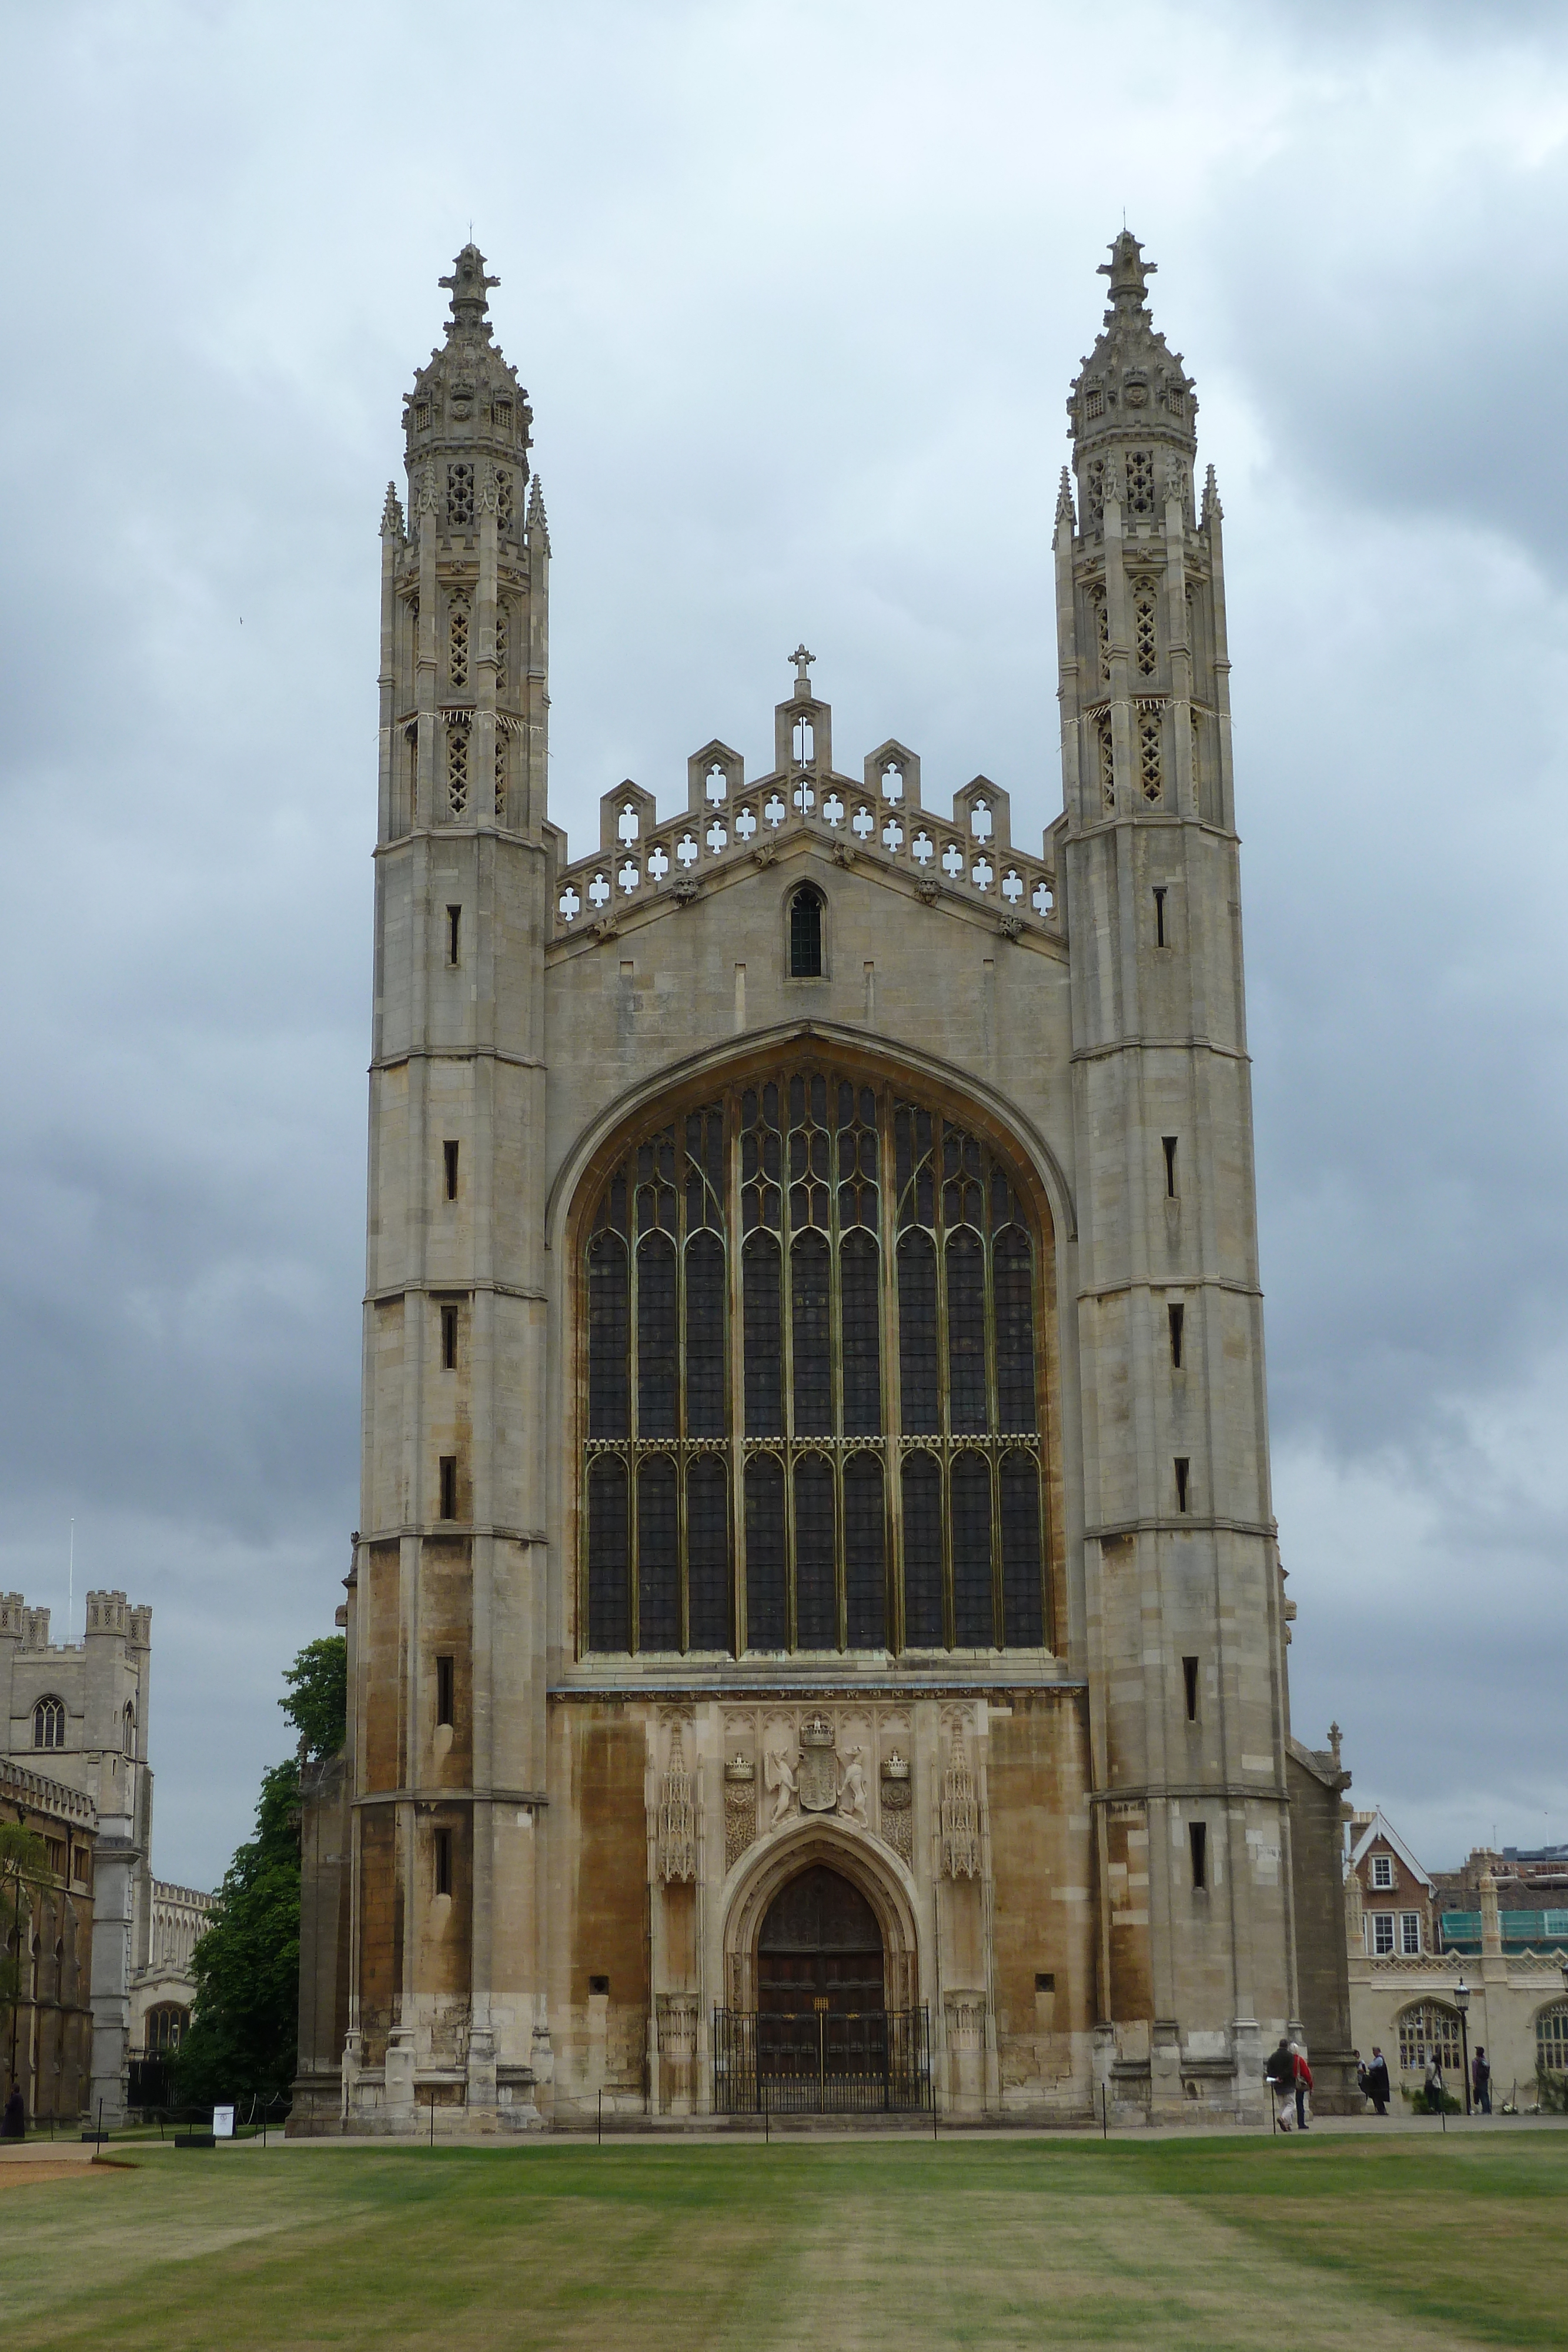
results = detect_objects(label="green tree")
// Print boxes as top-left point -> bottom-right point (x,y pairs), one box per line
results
173,1633 -> 346,2112
281,1634 -> 347,1762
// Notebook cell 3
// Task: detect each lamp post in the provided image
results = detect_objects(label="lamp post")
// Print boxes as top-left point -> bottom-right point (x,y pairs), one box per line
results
1454,1977 -> 1471,2116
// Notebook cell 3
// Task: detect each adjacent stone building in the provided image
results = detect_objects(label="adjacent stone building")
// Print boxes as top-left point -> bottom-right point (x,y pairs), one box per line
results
1,1588 -> 203,2121
293,233 -> 1350,2134
1,1756 -> 96,2124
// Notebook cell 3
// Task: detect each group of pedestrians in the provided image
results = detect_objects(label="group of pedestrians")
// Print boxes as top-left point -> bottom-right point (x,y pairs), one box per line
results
1264,2037 -> 1313,2130
1353,2043 -> 1492,2116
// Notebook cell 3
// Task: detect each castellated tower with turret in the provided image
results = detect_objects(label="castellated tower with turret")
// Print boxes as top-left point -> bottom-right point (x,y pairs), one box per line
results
292,237 -> 1353,2135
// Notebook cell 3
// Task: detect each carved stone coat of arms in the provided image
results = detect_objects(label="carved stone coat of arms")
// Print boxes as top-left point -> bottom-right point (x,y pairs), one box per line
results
797,1715 -> 838,1812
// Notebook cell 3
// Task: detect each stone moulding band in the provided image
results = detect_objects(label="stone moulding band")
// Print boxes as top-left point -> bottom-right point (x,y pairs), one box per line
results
1087,1515 -> 1276,1541
352,1788 -> 549,1809
547,1676 -> 1088,1700
1091,1783 -> 1288,1805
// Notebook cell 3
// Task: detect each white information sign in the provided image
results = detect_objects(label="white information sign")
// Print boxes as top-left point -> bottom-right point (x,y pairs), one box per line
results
212,2106 -> 235,2139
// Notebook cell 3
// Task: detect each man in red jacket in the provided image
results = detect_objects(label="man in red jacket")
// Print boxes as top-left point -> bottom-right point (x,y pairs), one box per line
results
1290,2043 -> 1313,2132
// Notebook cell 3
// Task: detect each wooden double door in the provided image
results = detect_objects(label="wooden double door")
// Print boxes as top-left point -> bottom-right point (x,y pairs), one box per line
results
756,1864 -> 885,2016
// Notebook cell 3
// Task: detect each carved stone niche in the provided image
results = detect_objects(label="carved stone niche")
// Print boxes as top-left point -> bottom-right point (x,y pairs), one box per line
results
723,1752 -> 757,1874
656,1992 -> 699,2063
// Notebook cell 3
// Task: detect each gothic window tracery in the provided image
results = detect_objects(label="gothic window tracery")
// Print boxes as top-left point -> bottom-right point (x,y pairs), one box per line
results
494,734 -> 508,824
1126,450 -> 1155,516
1139,711 -> 1163,803
447,593 -> 470,693
33,1696 -> 65,1750
1097,719 -> 1115,811
446,723 -> 469,817
1088,584 -> 1109,686
494,604 -> 509,697
495,469 -> 514,530
1132,581 -> 1158,678
581,1067 -> 1050,1658
1084,457 -> 1105,533
447,463 -> 474,527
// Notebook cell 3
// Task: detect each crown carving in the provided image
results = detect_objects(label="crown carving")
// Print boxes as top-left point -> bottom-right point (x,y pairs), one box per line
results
800,1715 -> 835,1749
881,1750 -> 910,1781
724,1753 -> 755,1783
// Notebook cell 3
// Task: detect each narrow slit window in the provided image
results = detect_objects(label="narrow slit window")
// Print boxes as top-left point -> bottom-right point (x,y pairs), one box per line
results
447,905 -> 462,965
1174,1457 -> 1190,1514
1182,1655 -> 1199,1722
441,1304 -> 458,1370
1154,886 -> 1166,947
434,1827 -> 453,1897
1168,1302 -> 1184,1368
1189,1819 -> 1208,1890
435,1654 -> 454,1728
439,1455 -> 458,1521
790,887 -> 824,978
444,1140 -> 459,1201
1162,1135 -> 1178,1198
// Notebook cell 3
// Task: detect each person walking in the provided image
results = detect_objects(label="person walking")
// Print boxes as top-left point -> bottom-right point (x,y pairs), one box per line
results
1425,2054 -> 1445,2114
1265,2036 -> 1296,2131
1472,2047 -> 1492,2116
1,2084 -> 23,2140
1364,2046 -> 1391,2116
1290,2043 -> 1313,2132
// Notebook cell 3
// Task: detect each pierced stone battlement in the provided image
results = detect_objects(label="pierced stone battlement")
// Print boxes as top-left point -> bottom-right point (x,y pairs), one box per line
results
551,658 -> 1061,946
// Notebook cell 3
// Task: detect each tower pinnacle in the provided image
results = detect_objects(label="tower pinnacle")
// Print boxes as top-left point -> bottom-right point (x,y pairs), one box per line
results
1096,229 -> 1156,313
440,242 -> 500,338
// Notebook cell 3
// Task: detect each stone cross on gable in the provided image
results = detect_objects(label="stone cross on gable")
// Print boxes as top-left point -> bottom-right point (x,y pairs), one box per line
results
790,643 -> 815,689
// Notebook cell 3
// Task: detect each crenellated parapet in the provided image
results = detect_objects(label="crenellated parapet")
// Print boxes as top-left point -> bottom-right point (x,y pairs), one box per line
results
551,660 -> 1061,947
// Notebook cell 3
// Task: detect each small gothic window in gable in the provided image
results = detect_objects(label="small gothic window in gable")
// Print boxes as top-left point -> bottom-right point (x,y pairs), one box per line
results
705,762 -> 728,806
790,887 -> 824,978
447,723 -> 470,817
618,801 -> 640,844
414,400 -> 430,433
495,469 -> 514,530
447,594 -> 470,691
1084,386 -> 1104,420
1139,711 -> 1163,803
494,398 -> 512,431
1133,583 -> 1158,677
911,830 -> 935,867
1166,387 -> 1185,420
968,799 -> 993,843
1098,720 -> 1115,811
793,716 -> 815,766
1126,450 -> 1155,516
881,761 -> 904,803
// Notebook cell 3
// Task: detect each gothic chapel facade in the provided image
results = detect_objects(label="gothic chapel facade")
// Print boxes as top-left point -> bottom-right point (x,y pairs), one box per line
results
292,236 -> 1352,2133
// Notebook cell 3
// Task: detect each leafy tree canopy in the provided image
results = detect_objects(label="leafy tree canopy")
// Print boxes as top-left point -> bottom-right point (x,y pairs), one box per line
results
175,1630 -> 345,2110
281,1633 -> 347,1762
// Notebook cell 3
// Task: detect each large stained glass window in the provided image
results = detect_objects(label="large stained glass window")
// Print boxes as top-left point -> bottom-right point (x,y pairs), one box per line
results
581,1065 -> 1050,1655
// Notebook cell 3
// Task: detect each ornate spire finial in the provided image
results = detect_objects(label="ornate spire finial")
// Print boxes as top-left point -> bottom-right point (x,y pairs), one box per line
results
439,242 -> 499,337
380,481 -> 405,541
1054,466 -> 1075,528
527,473 -> 550,552
790,642 -> 815,690
1202,463 -> 1222,524
1097,228 -> 1155,310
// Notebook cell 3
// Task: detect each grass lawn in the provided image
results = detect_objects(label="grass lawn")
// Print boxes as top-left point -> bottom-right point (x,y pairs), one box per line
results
4,2132 -> 1564,2350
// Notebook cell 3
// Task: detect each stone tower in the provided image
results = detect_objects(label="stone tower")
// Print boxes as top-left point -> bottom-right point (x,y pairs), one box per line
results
1056,230 -> 1295,2091
355,243 -> 554,2112
299,234 -> 1343,2137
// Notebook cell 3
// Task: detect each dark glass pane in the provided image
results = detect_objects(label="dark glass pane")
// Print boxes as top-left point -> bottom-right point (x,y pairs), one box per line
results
844,1454 -> 886,1651
810,1074 -> 827,1125
951,1451 -> 994,1648
744,1233 -> 783,1435
994,1225 -> 1037,1433
587,1232 -> 628,1439
686,1230 -> 726,1436
790,889 -> 823,975
794,1454 -> 837,1649
745,1456 -> 787,1649
637,1232 -> 677,1439
587,1457 -> 629,1652
841,1230 -> 881,1435
1001,1452 -> 1044,1648
637,1456 -> 678,1652
897,1230 -> 939,1434
687,1457 -> 731,1652
946,1228 -> 987,1434
791,1231 -> 831,1434
901,1452 -> 944,1648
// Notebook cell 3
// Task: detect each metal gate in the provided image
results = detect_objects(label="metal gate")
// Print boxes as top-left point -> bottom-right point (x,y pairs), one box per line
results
713,2006 -> 931,2114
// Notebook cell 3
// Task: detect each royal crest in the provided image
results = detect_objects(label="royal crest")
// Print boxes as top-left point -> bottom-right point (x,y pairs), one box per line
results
797,1713 -> 838,1813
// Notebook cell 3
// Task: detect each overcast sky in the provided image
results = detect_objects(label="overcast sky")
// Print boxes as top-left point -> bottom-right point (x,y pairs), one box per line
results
2,0 -> 1564,1890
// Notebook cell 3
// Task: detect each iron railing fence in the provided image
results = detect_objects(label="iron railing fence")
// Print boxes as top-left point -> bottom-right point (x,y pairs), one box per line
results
713,2004 -> 931,2114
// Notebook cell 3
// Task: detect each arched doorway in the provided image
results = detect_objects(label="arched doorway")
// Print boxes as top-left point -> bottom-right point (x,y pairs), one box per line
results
757,1864 -> 885,2014
716,1853 -> 930,2114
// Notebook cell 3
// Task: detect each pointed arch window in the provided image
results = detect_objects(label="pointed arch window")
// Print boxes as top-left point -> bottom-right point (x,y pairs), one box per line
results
789,887 -> 824,978
33,1696 -> 65,1750
579,1068 -> 1052,1657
